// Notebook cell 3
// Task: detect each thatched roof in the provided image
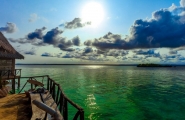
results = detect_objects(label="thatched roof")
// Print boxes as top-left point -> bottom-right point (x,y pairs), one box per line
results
0,32 -> 24,59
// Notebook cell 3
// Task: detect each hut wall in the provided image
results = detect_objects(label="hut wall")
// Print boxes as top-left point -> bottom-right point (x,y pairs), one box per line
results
0,59 -> 14,71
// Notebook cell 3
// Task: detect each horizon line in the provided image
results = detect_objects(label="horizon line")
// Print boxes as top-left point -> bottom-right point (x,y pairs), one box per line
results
15,63 -> 185,66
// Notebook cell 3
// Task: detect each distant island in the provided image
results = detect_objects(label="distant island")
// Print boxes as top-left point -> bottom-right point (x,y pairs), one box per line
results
137,63 -> 173,67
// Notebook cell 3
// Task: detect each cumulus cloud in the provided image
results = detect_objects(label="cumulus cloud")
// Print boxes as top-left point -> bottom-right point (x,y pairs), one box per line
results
27,27 -> 46,40
43,27 -> 63,45
85,6 -> 185,50
0,22 -> 17,33
64,18 -> 91,29
72,36 -> 80,46
41,28 -> 81,50
85,32 -> 127,50
83,47 -> 93,54
57,36 -> 81,51
9,27 -> 80,51
180,0 -> 185,7
84,40 -> 92,46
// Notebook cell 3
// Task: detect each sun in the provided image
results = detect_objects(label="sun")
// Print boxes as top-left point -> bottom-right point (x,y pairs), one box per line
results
81,2 -> 104,28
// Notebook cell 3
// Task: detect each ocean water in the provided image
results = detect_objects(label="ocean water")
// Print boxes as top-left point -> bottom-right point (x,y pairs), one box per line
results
16,65 -> 185,120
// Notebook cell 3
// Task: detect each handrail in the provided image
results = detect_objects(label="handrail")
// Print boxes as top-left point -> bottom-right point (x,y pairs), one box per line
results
0,69 -> 22,78
19,75 -> 84,120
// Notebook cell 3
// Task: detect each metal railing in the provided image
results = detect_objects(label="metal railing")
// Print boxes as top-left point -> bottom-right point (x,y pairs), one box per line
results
19,75 -> 84,120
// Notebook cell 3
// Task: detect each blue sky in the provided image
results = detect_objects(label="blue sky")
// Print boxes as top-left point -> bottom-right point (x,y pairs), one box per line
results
1,0 -> 185,64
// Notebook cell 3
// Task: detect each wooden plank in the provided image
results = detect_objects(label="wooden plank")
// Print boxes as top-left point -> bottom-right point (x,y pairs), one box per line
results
27,80 -> 44,87
42,92 -> 64,120
1,76 -> 20,80
30,93 -> 46,120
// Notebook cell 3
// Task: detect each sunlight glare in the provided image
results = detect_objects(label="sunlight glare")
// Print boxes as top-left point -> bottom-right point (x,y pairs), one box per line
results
81,2 -> 104,28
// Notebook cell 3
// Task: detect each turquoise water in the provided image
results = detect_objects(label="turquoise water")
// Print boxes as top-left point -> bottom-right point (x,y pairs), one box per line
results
16,65 -> 185,120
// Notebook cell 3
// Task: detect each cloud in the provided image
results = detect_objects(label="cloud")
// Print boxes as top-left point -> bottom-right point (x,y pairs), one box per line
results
134,49 -> 155,55
24,51 -> 36,55
9,27 -> 80,51
24,47 -> 37,55
64,18 -> 91,29
27,27 -> 46,40
29,13 -> 38,22
0,22 -> 17,33
169,50 -> 178,54
28,13 -> 49,23
43,27 -> 63,45
83,47 -> 93,54
57,36 -> 80,51
85,32 -> 126,50
178,56 -> 185,60
62,53 -> 74,58
41,52 -> 55,57
72,36 -> 80,46
104,49 -> 128,57
180,0 -> 185,7
84,40 -> 92,46
85,6 -> 185,50
133,49 -> 161,59
163,55 -> 177,60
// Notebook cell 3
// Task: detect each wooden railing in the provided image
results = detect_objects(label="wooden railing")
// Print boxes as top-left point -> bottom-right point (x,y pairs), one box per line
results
19,75 -> 84,120
0,69 -> 22,79
0,69 -> 22,93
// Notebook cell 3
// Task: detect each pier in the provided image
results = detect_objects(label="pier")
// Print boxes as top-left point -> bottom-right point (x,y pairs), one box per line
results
0,74 -> 84,120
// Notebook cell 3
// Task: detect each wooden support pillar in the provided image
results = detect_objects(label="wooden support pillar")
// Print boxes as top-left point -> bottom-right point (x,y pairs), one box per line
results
17,77 -> 20,89
12,79 -> 15,94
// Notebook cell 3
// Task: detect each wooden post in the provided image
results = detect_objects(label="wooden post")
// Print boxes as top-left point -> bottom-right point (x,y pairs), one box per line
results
59,92 -> 63,112
52,83 -> 55,100
31,78 -> 33,90
12,79 -> 15,93
80,110 -> 84,120
47,77 -> 49,90
17,77 -> 20,88
63,99 -> 68,120
50,80 -> 53,93
56,86 -> 60,104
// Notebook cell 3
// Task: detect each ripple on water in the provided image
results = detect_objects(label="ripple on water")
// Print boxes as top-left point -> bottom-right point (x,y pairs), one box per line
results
16,65 -> 185,120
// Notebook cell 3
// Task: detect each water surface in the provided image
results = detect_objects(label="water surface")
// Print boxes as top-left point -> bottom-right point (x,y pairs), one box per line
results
16,65 -> 185,120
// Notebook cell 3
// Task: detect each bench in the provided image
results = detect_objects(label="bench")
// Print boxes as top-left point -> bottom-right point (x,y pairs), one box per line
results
30,91 -> 64,120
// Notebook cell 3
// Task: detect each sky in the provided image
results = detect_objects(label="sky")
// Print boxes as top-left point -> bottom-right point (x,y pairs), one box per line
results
1,0 -> 185,64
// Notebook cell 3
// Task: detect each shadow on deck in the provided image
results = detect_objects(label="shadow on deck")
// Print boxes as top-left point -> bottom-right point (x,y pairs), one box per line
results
0,93 -> 32,120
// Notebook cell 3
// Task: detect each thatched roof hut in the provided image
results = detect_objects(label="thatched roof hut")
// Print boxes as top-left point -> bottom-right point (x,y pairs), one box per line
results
0,32 -> 24,72
0,32 -> 24,94
0,32 -> 24,59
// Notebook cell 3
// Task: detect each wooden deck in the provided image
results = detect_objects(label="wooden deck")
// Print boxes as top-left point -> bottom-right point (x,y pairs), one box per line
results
30,92 -> 64,120
0,93 -> 32,120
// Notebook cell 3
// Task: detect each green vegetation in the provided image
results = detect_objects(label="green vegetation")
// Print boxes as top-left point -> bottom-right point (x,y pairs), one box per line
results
137,63 -> 172,67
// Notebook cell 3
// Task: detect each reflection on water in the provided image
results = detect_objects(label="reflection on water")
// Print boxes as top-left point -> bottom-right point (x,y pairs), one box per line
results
80,65 -> 105,69
16,65 -> 185,120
